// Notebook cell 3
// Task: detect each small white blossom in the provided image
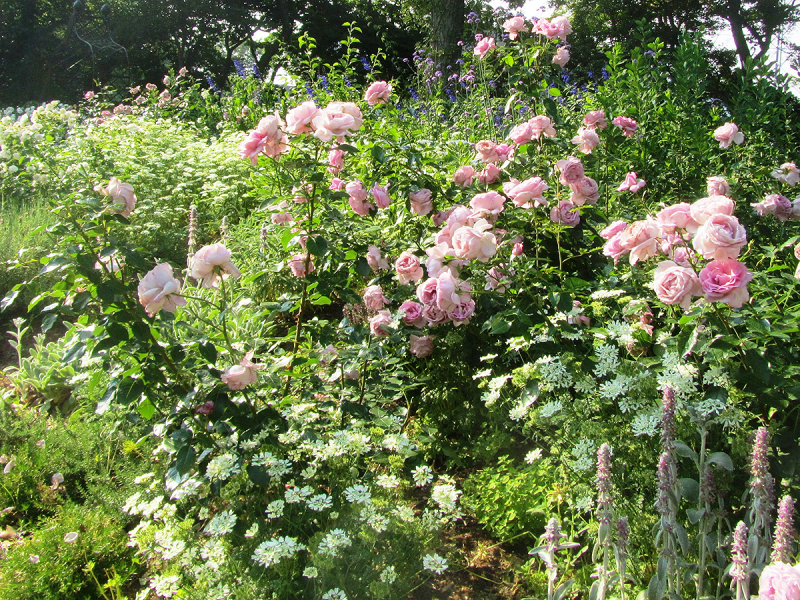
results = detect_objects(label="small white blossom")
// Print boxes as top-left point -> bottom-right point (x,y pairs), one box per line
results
251,536 -> 305,568
322,589 -> 348,600
344,484 -> 372,504
204,510 -> 237,536
422,553 -> 449,575
525,449 -> 543,464
376,474 -> 401,489
306,493 -> 333,512
412,465 -> 434,487
380,565 -> 397,584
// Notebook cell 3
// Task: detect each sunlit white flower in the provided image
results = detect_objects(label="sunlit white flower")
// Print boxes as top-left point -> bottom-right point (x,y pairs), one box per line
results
422,553 -> 449,575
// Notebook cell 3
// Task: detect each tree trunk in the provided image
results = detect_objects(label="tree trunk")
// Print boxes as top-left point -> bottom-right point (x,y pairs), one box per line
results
429,0 -> 465,70
724,0 -> 752,66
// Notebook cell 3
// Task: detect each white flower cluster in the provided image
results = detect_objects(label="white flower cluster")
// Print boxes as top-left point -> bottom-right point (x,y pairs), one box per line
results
422,553 -> 449,574
251,536 -> 305,568
204,510 -> 237,536
317,528 -> 352,557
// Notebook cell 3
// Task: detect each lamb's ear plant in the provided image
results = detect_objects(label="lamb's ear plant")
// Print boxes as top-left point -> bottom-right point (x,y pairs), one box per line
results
527,517 -> 581,600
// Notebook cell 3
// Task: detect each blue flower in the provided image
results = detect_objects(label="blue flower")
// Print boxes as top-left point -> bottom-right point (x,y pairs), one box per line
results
360,56 -> 371,72
233,59 -> 246,78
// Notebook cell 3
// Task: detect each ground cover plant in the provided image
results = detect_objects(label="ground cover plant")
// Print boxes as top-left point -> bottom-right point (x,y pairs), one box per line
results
2,10 -> 800,600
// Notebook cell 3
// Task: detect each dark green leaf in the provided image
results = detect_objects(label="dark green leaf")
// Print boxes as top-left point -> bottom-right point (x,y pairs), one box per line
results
175,445 -> 196,476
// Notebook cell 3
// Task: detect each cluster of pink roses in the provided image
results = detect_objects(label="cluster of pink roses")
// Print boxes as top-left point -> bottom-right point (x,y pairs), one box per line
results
238,100 -> 364,165
603,177 -> 753,309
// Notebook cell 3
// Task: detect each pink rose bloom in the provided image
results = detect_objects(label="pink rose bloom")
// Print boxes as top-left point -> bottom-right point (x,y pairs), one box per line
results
495,143 -> 514,162
752,194 -> 793,221
485,264 -> 513,293
416,277 -> 439,305
552,47 -> 570,68
292,183 -> 312,203
618,220 -> 660,265
363,284 -> 390,311
425,242 -> 451,278
534,16 -> 572,40
699,259 -> 753,307
550,200 -> 580,227
451,219 -> 498,262
395,251 -> 424,284
469,191 -> 505,218
612,116 -> 638,137
346,180 -> 368,202
256,114 -> 288,157
330,177 -> 345,191
474,36 -> 496,58
272,212 -> 293,225
600,220 -> 628,240
371,183 -> 391,209
656,203 -> 698,234
509,121 -> 535,145
99,177 -> 137,218
328,101 -> 363,130
617,172 -> 646,193
410,334 -> 435,358
478,164 -> 501,185
432,209 -> 452,227
475,140 -> 501,163
369,310 -> 393,337
692,213 -> 747,260
221,351 -> 261,390
453,165 -> 475,188
239,130 -> 267,165
349,197 -> 374,216
288,253 -> 314,277
399,301 -> 427,328
285,101 -> 321,135
713,122 -> 744,148
556,156 -> 585,185
367,245 -> 389,272
603,233 -> 628,264
583,110 -> 608,129
364,81 -> 392,106
529,115 -> 557,139
759,563 -> 800,600
772,162 -> 800,186
138,263 -> 186,316
328,148 -> 345,173
435,270 -> 471,312
569,176 -> 599,206
706,176 -> 731,196
84,91 -> 96,100
504,177 -> 548,208
312,106 -> 357,142
690,195 -> 735,225
190,243 -> 242,289
449,298 -> 476,326
409,189 -> 433,215
571,127 -> 600,154
422,304 -> 449,327
503,16 -> 528,40
512,241 -> 524,258
653,261 -> 702,310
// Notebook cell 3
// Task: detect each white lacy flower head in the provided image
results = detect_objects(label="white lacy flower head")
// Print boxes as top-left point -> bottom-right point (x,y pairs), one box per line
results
380,565 -> 397,584
317,529 -> 352,557
431,483 -> 461,512
525,449 -> 543,464
422,553 -> 449,574
265,500 -> 285,519
539,400 -> 563,418
570,438 -> 596,472
376,474 -> 401,489
306,493 -> 333,512
344,484 -> 372,504
412,464 -> 434,487
251,536 -> 305,568
322,589 -> 348,600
